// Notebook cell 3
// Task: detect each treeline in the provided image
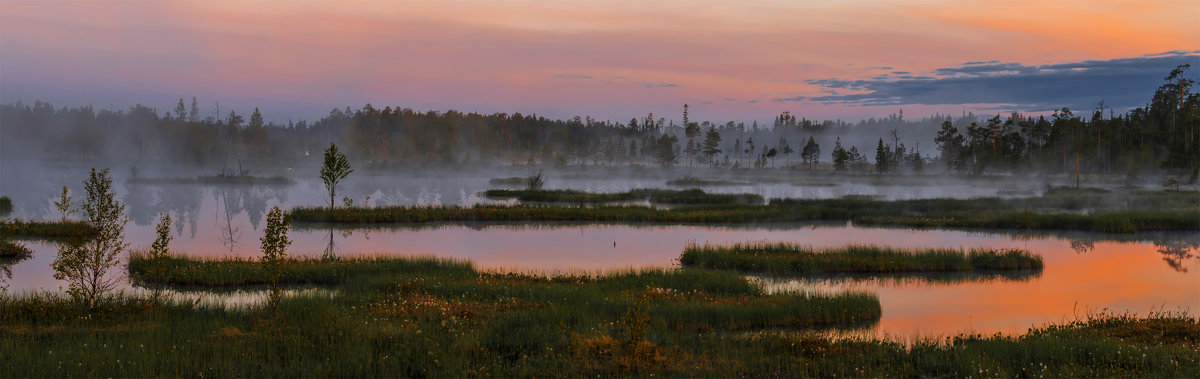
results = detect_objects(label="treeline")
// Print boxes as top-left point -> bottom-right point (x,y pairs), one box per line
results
1,67 -> 1195,181
928,66 -> 1197,181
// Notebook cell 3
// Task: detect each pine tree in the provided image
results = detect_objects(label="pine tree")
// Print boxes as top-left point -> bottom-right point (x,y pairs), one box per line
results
875,138 -> 889,174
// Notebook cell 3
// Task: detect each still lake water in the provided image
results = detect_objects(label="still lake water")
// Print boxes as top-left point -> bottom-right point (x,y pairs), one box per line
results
2,169 -> 1197,338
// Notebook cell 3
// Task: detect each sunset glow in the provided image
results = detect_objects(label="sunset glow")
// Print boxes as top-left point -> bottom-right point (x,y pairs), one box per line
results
3,0 -> 1197,122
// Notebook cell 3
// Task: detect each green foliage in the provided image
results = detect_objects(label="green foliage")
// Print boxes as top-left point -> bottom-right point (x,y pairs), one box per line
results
320,142 -> 353,208
831,137 -> 849,171
526,170 -> 545,191
51,168 -> 128,308
260,206 -> 292,309
0,196 -> 11,216
801,136 -> 820,167
140,213 -> 173,299
654,134 -> 678,167
700,126 -> 722,165
680,243 -> 1043,276
149,213 -> 172,259
53,186 -> 73,221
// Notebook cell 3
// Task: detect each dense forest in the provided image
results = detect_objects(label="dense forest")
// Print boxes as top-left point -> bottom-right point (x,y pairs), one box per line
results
1,66 -> 1196,184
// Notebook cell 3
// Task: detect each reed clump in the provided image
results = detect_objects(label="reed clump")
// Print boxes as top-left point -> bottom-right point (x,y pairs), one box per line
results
0,219 -> 97,240
483,188 -> 764,205
680,243 -> 1043,276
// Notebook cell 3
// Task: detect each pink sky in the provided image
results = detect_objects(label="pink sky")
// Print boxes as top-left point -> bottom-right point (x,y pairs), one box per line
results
1,0 -> 1197,123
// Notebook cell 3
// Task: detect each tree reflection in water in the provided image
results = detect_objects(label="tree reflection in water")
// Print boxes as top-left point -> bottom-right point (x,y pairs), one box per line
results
1070,240 -> 1095,254
1156,240 -> 1199,272
215,187 -> 242,252
1067,235 -> 1198,273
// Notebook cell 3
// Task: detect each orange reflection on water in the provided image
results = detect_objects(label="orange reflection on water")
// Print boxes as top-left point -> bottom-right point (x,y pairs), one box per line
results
851,241 -> 1199,338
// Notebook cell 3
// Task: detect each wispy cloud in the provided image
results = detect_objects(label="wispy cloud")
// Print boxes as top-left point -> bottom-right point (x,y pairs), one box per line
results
641,82 -> 680,88
771,95 -> 808,103
553,74 -> 594,79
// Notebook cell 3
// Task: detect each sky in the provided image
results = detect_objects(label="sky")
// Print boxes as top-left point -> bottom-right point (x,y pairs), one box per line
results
1,0 -> 1198,124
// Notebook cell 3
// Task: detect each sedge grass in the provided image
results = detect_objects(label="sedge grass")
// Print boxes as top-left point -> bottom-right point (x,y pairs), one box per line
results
292,190 -> 1198,233
679,243 -> 1043,276
483,188 -> 765,205
1,275 -> 1193,377
0,219 -> 96,240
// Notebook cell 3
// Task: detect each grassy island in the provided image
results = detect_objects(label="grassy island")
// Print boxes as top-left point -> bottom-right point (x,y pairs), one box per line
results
680,243 -> 1043,276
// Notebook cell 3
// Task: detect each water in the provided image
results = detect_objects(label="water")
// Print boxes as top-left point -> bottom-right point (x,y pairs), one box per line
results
2,169 -> 1196,338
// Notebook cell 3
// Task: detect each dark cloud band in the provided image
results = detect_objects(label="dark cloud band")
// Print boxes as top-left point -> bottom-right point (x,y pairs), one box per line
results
798,51 -> 1200,111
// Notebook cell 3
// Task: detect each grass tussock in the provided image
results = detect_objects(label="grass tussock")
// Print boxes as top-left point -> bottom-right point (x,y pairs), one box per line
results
483,188 -> 765,205
680,243 -> 1043,276
0,219 -> 96,240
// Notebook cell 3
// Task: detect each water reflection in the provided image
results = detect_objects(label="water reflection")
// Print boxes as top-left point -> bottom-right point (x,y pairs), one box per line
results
3,168 -> 1199,339
1155,239 -> 1199,272
0,255 -> 27,293
215,187 -> 243,252
1065,234 -> 1200,272
1069,240 -> 1094,254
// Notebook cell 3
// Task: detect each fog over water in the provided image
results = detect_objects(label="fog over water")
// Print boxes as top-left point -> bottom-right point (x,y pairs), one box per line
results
2,165 -> 1197,338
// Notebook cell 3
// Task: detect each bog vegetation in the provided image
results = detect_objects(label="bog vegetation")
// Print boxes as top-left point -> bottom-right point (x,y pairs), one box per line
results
680,243 -> 1043,276
0,253 -> 1195,377
291,188 -> 1198,233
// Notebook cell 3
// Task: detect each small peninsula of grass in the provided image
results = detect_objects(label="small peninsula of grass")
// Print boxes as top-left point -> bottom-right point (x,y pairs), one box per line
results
290,197 -> 1197,233
0,219 -> 96,240
483,188 -> 765,205
680,243 -> 1043,276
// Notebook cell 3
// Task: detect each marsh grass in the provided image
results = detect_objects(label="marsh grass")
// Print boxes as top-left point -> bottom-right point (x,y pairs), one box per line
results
127,253 -> 476,287
294,190 -> 1198,233
679,243 -> 1043,276
2,256 -> 1195,377
0,219 -> 96,240
483,188 -> 765,205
